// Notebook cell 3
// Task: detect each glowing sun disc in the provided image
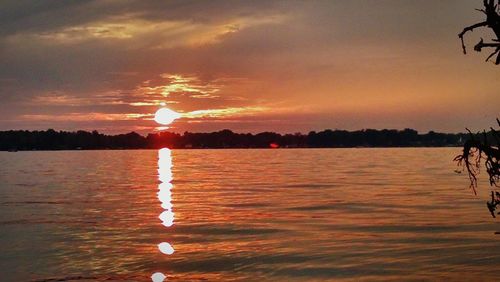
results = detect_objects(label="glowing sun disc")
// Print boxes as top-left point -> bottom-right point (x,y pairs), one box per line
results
154,108 -> 181,125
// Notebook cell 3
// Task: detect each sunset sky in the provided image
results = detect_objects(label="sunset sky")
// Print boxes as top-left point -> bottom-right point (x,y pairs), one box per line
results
1,0 -> 499,134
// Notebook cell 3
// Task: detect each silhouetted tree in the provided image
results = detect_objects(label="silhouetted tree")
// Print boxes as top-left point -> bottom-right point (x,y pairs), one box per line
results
455,121 -> 500,217
457,1 -> 500,218
459,0 -> 500,64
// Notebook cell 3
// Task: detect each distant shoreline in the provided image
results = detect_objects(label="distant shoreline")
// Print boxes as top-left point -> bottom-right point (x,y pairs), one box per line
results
1,128 -> 487,151
2,146 -> 465,152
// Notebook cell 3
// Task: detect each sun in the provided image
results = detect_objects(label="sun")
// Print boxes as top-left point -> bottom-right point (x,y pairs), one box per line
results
154,107 -> 181,125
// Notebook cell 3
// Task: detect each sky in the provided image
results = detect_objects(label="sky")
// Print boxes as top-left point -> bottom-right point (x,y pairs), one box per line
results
0,0 -> 499,134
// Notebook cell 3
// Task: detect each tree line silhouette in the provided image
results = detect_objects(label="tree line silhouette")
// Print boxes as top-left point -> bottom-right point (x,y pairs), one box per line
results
0,128 -> 487,151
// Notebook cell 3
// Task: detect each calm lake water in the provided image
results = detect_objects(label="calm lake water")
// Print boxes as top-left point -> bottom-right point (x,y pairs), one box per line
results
0,148 -> 499,281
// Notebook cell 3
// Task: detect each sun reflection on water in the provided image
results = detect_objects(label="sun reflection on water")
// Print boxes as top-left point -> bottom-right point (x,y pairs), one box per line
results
152,147 -> 175,281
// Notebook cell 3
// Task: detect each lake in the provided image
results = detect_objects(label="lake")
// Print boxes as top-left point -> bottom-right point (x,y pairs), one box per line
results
0,148 -> 499,281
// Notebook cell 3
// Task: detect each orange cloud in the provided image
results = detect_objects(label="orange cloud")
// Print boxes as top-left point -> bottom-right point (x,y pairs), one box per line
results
182,107 -> 267,119
20,113 -> 152,122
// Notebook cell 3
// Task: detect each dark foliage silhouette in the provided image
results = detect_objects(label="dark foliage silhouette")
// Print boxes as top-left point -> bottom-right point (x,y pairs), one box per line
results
0,128 -> 470,151
454,120 -> 500,216
457,0 -> 500,218
459,0 -> 500,64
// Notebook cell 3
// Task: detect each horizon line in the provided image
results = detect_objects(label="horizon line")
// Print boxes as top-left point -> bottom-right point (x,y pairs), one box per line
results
0,127 -> 472,136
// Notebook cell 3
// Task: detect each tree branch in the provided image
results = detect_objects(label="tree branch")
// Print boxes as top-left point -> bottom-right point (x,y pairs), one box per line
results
459,21 -> 488,54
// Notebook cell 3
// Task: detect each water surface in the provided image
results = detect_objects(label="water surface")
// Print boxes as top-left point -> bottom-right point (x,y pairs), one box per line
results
0,148 -> 498,281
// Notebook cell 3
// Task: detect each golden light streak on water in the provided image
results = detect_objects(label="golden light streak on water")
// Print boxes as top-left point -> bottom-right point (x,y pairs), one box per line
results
152,148 -> 175,281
